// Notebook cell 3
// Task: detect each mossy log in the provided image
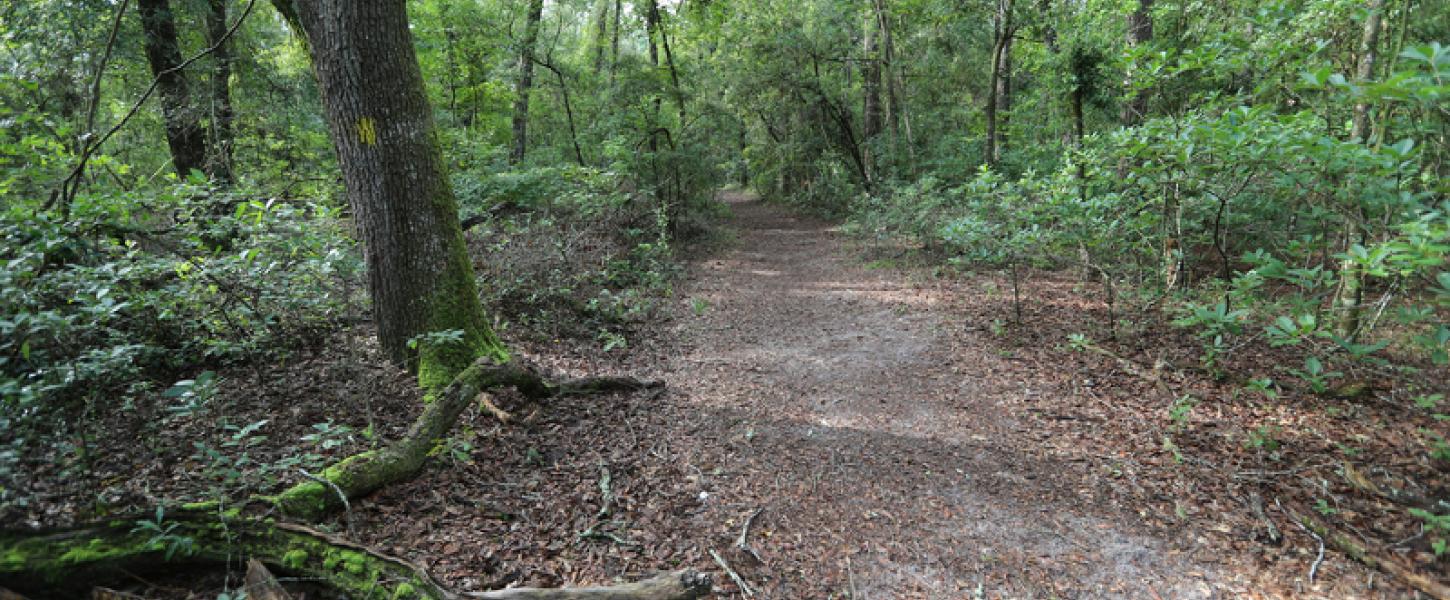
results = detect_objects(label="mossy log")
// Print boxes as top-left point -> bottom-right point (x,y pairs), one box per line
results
0,512 -> 709,600
0,511 -> 452,599
269,358 -> 663,520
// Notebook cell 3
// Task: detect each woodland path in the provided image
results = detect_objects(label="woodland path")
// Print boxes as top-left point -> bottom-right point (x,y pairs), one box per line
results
645,192 -> 1224,598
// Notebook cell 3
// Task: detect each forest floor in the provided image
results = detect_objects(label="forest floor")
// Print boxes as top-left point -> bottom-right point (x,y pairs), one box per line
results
10,192 -> 1444,598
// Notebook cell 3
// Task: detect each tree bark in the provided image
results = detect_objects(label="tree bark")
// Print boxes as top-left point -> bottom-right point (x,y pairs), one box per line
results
996,29 -> 1013,158
511,0 -> 544,164
610,0 -> 622,85
872,0 -> 901,147
1334,0 -> 1386,341
592,0 -> 611,75
1120,0 -> 1153,126
204,0 -> 235,184
138,0 -> 209,179
862,10 -> 883,182
984,0 -> 1012,167
291,0 -> 507,387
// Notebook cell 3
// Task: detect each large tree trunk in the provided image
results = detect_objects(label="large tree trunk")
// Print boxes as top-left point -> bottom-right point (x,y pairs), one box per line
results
292,0 -> 506,388
511,0 -> 545,165
138,0 -> 208,178
204,0 -> 235,184
1334,0 -> 1386,341
1120,0 -> 1153,126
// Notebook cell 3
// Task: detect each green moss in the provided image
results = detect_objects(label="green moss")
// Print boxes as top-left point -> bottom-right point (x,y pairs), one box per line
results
283,549 -> 309,569
57,537 -> 150,566
392,582 -> 417,599
415,212 -> 509,392
340,549 -> 367,574
323,554 -> 341,570
2,546 -> 25,570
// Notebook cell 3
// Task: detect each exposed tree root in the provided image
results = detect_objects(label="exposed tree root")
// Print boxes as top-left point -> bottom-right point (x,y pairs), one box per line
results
267,358 -> 663,520
0,511 -> 709,600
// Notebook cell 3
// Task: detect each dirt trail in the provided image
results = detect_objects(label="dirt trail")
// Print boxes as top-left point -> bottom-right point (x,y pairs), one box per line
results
651,192 -> 1222,598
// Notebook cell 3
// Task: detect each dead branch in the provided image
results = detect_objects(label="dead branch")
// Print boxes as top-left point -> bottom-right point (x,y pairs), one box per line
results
1282,503 -> 1450,599
709,548 -> 753,598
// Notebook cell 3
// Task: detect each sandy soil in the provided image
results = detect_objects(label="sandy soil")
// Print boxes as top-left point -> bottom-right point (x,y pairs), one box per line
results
629,192 -> 1223,598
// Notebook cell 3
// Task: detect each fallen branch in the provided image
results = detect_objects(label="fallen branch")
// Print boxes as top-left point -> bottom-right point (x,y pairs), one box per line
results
467,570 -> 711,599
0,512 -> 708,600
1282,503 -> 1450,599
268,358 -> 662,519
734,509 -> 764,565
708,548 -> 753,598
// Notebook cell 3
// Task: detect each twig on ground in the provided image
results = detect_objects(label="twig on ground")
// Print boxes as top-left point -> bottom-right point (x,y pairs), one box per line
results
709,548 -> 754,597
846,555 -> 861,600
735,508 -> 765,564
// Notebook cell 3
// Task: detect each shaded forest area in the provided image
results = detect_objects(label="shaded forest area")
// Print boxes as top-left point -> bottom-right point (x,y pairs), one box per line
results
0,0 -> 1448,597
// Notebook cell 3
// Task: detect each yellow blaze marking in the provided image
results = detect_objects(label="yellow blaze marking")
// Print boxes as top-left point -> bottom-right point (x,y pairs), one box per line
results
357,117 -> 377,146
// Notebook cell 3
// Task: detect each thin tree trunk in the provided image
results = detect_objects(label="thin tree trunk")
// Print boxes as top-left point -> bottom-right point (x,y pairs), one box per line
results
984,0 -> 1012,167
653,2 -> 687,122
138,0 -> 208,178
610,0 -> 622,85
535,57 -> 587,167
862,10 -> 883,182
292,0 -> 507,387
872,0 -> 901,146
996,31 -> 1012,158
510,0 -> 544,165
1334,0 -> 1386,341
204,0 -> 235,184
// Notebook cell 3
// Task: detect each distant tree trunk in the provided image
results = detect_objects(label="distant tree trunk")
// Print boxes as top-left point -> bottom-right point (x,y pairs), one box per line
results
1334,0 -> 1386,341
653,2 -> 687,122
1120,0 -> 1153,126
996,31 -> 1013,157
862,10 -> 883,182
610,0 -> 622,85
592,0 -> 610,74
510,0 -> 544,165
984,0 -> 1012,167
872,0 -> 901,146
138,0 -> 208,178
292,0 -> 507,388
204,0 -> 235,184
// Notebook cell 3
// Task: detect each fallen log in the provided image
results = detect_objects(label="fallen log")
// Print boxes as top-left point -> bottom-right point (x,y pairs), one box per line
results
467,570 -> 711,600
267,358 -> 662,519
0,512 -> 708,600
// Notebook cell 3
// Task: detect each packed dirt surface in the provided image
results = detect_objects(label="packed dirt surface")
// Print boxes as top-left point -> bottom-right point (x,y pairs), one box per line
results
626,191 -> 1222,598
